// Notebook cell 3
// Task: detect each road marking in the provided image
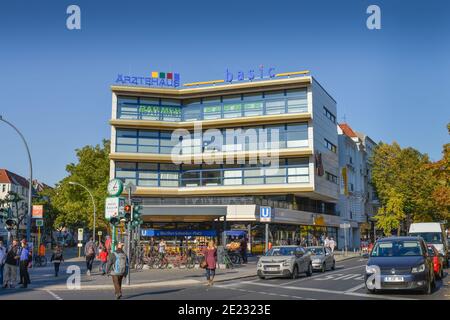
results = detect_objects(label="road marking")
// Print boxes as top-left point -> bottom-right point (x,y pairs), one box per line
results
44,289 -> 63,300
235,281 -> 418,300
282,264 -> 366,285
345,283 -> 366,293
216,285 -> 311,300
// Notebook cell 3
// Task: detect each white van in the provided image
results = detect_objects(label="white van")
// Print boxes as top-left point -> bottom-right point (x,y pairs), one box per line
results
409,223 -> 449,266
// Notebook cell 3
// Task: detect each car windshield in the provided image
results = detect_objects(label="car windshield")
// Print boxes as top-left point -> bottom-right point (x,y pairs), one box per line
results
409,232 -> 442,244
370,240 -> 423,257
266,247 -> 297,256
306,247 -> 324,255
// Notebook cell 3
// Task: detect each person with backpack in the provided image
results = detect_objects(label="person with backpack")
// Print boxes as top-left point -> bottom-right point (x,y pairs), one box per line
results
50,245 -> 64,277
106,242 -> 128,300
84,237 -> 97,276
3,239 -> 19,288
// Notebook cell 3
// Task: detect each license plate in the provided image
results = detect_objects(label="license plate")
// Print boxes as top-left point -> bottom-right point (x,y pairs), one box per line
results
266,267 -> 279,271
384,276 -> 404,282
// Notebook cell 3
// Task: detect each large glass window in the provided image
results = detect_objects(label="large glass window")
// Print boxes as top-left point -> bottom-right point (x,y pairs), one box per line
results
286,123 -> 308,148
117,97 -> 139,120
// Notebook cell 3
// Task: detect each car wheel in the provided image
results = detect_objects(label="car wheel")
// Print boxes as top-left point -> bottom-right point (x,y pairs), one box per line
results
331,260 -> 336,270
366,286 -> 376,294
306,263 -> 313,277
321,263 -> 326,273
258,276 -> 266,280
291,265 -> 299,279
422,280 -> 432,295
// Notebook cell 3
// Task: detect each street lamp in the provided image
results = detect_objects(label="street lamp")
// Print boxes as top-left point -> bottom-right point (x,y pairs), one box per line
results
0,115 -> 33,242
68,181 -> 97,243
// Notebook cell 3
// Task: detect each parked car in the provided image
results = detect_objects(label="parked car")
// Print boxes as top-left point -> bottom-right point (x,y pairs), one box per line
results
365,236 -> 435,294
427,244 -> 445,280
409,222 -> 449,267
306,246 -> 335,272
257,246 -> 312,280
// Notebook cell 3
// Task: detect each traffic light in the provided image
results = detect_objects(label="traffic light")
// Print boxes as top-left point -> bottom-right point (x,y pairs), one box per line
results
109,216 -> 120,227
5,218 -> 18,231
131,204 -> 143,228
123,204 -> 132,222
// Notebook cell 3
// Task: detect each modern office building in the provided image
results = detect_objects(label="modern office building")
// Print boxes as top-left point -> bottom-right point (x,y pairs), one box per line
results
337,123 -> 379,249
109,71 -> 342,252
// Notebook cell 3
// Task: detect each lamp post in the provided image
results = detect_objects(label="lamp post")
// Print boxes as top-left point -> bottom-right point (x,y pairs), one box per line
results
69,182 -> 96,243
0,115 -> 33,242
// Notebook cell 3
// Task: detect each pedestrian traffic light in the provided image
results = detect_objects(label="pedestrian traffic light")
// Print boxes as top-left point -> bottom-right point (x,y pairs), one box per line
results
123,204 -> 132,222
5,218 -> 17,231
109,216 -> 120,227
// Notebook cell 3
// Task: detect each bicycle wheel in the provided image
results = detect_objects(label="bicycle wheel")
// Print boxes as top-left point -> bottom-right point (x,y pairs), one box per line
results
230,254 -> 240,264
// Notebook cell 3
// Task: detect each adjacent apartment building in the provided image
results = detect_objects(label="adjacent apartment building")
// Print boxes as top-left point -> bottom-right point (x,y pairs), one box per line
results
109,71 -> 343,253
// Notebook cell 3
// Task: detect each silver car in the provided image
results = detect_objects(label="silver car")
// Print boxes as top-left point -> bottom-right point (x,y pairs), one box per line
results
306,246 -> 335,272
257,246 -> 313,279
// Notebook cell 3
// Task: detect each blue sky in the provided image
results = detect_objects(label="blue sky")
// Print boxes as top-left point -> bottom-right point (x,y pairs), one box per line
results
0,0 -> 449,185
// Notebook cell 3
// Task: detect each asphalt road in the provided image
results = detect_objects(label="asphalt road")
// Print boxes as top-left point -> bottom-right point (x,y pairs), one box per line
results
1,257 -> 448,300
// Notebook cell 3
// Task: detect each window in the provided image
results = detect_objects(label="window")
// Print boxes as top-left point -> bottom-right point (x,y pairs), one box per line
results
324,139 -> 337,153
223,95 -> 242,118
243,93 -> 263,116
286,123 -> 308,148
323,106 -> 336,124
117,96 -> 138,119
326,171 -> 338,184
183,99 -> 202,121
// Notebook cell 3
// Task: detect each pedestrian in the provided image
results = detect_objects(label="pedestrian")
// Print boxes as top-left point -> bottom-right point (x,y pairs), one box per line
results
0,241 -> 6,286
105,235 -> 112,252
84,237 -> 97,276
158,239 -> 166,258
99,247 -> 108,275
50,245 -> 64,277
324,236 -> 330,248
202,240 -> 217,286
3,239 -> 19,288
106,242 -> 128,300
329,237 -> 336,252
268,241 -> 272,251
240,237 -> 248,264
19,239 -> 31,288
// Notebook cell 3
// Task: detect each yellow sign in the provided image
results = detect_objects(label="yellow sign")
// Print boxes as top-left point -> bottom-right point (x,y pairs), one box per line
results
342,167 -> 348,195
314,215 -> 325,226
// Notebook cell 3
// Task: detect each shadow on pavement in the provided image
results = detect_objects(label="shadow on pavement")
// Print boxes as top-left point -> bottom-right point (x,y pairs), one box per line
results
124,288 -> 185,299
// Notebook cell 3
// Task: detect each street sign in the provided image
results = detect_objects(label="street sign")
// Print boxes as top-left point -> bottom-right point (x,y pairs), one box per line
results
77,228 -> 83,241
340,223 -> 351,229
125,181 -> 137,194
98,231 -> 103,236
32,205 -> 44,219
105,197 -> 126,219
260,206 -> 272,222
36,219 -> 44,227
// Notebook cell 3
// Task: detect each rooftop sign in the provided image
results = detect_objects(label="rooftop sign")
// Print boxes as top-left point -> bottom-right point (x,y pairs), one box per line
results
115,71 -> 180,88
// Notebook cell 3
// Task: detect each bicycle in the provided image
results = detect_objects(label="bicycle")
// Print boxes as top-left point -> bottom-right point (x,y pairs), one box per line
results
153,252 -> 169,269
222,252 -> 234,269
226,250 -> 242,265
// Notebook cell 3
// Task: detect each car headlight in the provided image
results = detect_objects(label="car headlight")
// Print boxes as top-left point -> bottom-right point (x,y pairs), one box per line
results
412,264 -> 425,273
257,263 -> 262,267
366,265 -> 377,274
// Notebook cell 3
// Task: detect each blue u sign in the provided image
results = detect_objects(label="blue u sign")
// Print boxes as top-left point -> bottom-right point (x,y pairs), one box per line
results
260,207 -> 271,220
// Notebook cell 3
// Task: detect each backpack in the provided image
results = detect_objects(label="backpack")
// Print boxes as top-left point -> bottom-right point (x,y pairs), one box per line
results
87,243 -> 95,256
111,252 -> 128,276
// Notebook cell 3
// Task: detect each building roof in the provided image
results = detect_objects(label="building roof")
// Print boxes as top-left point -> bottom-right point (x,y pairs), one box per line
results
338,123 -> 358,138
0,169 -> 30,189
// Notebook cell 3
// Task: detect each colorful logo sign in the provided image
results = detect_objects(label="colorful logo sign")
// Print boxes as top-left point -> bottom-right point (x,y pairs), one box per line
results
115,71 -> 180,88
32,205 -> 44,219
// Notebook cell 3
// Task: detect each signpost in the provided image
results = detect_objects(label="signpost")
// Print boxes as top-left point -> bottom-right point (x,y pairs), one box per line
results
32,205 -> 44,219
36,219 -> 43,255
260,207 -> 272,253
77,228 -> 83,258
340,223 -> 351,256
98,230 -> 103,244
125,181 -> 136,286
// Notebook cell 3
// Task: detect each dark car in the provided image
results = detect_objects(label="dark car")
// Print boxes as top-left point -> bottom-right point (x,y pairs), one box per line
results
365,237 -> 435,294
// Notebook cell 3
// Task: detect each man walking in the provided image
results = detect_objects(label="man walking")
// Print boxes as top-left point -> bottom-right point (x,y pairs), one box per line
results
240,237 -> 248,264
107,242 -> 128,300
329,237 -> 336,252
0,241 -> 6,286
84,237 -> 97,276
19,239 -> 31,288
3,240 -> 19,288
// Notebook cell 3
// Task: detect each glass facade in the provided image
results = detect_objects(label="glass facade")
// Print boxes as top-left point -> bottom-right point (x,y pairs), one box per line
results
115,123 -> 309,154
116,88 -> 308,121
115,158 -> 310,188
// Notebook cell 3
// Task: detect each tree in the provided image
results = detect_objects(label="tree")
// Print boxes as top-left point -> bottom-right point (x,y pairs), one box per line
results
370,142 -> 437,235
50,140 -> 110,236
1,191 -> 27,238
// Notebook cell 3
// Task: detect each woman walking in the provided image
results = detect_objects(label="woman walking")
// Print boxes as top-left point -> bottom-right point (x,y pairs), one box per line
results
50,245 -> 64,277
202,240 -> 217,286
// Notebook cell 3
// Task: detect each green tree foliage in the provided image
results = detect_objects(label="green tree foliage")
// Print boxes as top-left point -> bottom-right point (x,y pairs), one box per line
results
371,123 -> 450,234
50,140 -> 110,234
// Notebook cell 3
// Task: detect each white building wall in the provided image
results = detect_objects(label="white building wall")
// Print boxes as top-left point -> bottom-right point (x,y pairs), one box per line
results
311,79 -> 339,201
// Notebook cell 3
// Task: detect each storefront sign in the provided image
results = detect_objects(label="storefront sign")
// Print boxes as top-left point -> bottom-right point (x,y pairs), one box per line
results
115,71 -> 180,88
260,206 -> 272,222
138,105 -> 181,117
105,197 -> 125,219
225,66 -> 275,83
141,229 -> 217,237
